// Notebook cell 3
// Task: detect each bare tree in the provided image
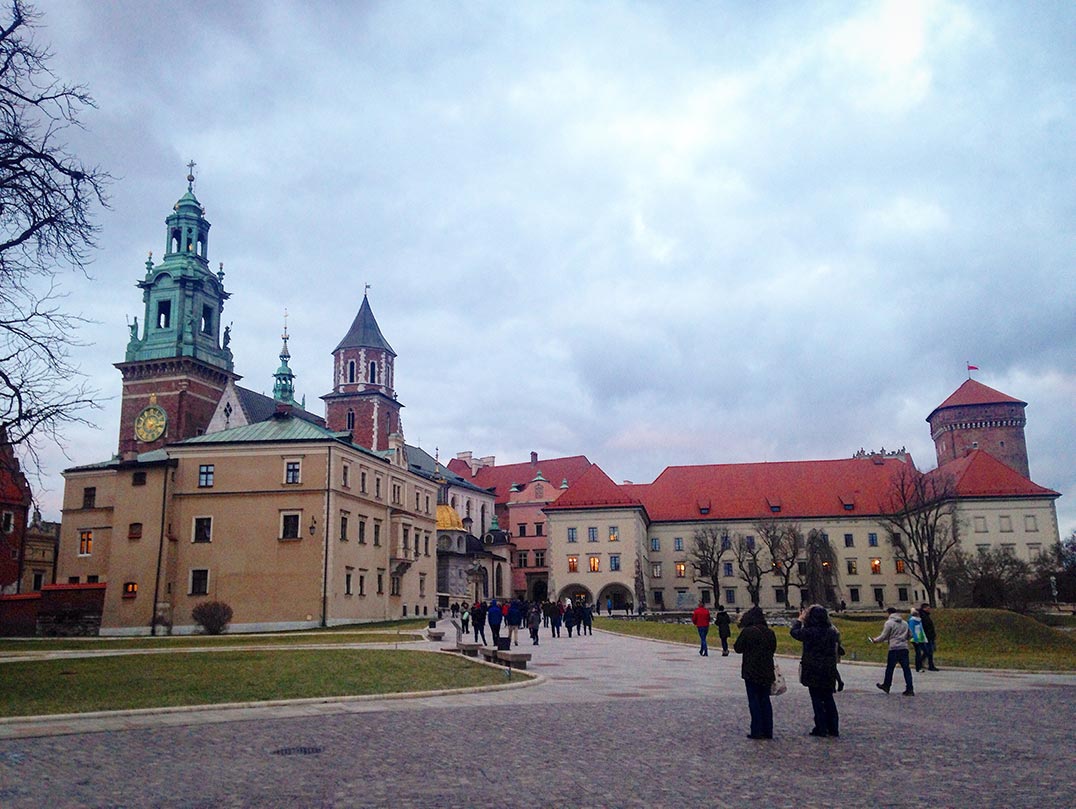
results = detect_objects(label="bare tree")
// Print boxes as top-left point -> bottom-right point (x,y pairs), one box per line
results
942,547 -> 1033,611
732,531 -> 767,606
756,518 -> 803,609
0,1 -> 108,474
878,464 -> 960,608
802,529 -> 839,607
689,526 -> 730,604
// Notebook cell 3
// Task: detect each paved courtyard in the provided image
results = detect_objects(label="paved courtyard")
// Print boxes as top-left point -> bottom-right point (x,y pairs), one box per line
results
0,622 -> 1073,808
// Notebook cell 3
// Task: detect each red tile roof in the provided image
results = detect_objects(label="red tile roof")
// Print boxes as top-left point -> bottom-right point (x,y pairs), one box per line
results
544,464 -> 644,511
453,455 -> 593,505
935,450 -> 1059,499
546,456 -> 925,522
928,379 -> 1026,421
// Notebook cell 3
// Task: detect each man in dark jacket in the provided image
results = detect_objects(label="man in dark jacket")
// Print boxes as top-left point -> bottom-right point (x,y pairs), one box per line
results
734,606 -> 777,739
487,599 -> 503,645
471,601 -> 487,645
919,603 -> 939,670
790,604 -> 841,738
714,604 -> 732,656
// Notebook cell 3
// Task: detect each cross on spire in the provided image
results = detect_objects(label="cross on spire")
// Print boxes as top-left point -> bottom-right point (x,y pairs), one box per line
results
186,160 -> 197,190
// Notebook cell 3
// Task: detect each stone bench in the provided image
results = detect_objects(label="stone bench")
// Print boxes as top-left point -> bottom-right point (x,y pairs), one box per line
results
495,650 -> 532,670
426,629 -> 445,641
456,642 -> 483,657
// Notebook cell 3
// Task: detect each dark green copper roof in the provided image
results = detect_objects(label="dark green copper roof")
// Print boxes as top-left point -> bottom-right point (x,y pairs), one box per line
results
334,295 -> 395,355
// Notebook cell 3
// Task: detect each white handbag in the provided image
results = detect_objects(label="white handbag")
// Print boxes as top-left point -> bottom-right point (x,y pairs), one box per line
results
771,662 -> 788,696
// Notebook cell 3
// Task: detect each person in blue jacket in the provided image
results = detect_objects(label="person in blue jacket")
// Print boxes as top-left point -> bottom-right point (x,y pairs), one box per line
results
487,598 -> 503,645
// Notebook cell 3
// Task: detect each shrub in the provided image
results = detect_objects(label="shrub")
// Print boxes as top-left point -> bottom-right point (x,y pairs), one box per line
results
191,601 -> 234,635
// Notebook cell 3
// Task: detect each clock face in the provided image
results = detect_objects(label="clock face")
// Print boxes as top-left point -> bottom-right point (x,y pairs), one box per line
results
134,404 -> 167,442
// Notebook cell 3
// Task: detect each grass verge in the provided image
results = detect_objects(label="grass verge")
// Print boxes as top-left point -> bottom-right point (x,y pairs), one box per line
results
0,649 -> 518,718
595,608 -> 1076,672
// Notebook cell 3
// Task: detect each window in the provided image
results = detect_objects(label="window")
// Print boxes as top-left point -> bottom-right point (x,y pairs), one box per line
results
424,535 -> 430,556
419,575 -> 426,598
610,554 -> 621,572
723,561 -> 734,577
870,558 -> 882,575
567,527 -> 577,543
653,589 -> 665,605
650,537 -> 660,552
78,530 -> 93,556
340,512 -> 349,541
425,495 -> 430,513
725,589 -> 736,605
82,487 -> 96,509
123,581 -> 138,599
360,470 -> 368,493
392,482 -> 402,504
193,517 -> 212,543
368,360 -> 378,384
774,587 -> 785,605
868,532 -> 878,547
588,527 -> 598,542
535,522 -> 544,536
280,512 -> 301,540
973,516 -> 987,533
849,587 -> 860,603
285,461 -> 301,484
517,524 -> 527,537
797,561 -> 807,576
0,512 -> 13,533
1001,543 -> 1016,555
675,562 -> 686,578
651,562 -> 662,578
895,559 -> 905,574
820,533 -> 829,545
377,572 -> 384,594
345,571 -> 353,596
1027,543 -> 1042,559
999,515 -> 1013,533
721,535 -> 731,551
567,556 -> 579,573
415,492 -> 420,510
128,522 -> 143,540
745,535 -> 755,550
68,576 -> 79,584
589,556 -> 600,573
872,587 -> 884,604
390,576 -> 401,596
132,471 -> 147,486
608,526 -> 619,542
844,533 -> 854,547
342,464 -> 350,488
534,551 -> 545,567
358,518 -> 366,544
674,537 -> 683,551
701,589 -> 711,604
198,464 -> 214,488
1024,515 -> 1038,532
518,551 -> 529,568
898,587 -> 909,602
348,360 -> 356,384
190,569 -> 209,596
846,559 -> 857,575
373,521 -> 381,546
156,299 -> 171,329
375,477 -> 382,498
358,574 -> 366,596
31,571 -> 44,591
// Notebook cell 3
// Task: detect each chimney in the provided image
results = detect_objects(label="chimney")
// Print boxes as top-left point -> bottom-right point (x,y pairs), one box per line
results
530,451 -> 538,465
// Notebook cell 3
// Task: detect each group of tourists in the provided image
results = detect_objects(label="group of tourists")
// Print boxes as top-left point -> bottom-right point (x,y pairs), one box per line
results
450,598 -> 596,646
712,601 -> 941,740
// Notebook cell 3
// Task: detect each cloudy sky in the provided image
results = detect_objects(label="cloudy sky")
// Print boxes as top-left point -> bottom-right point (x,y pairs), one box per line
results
27,1 -> 1075,535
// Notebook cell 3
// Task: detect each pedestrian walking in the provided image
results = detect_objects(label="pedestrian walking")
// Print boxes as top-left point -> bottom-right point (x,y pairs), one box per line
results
734,605 -> 777,739
565,605 -> 576,637
919,603 -> 940,671
870,607 -> 914,696
506,599 -> 523,646
528,604 -> 542,646
692,601 -> 711,656
551,602 -> 563,637
714,604 -> 732,656
451,602 -> 460,619
471,601 -> 487,645
607,596 -> 613,615
790,604 -> 841,738
908,608 -> 927,671
487,598 -> 503,645
582,603 -> 593,635
572,603 -> 585,636
461,603 -> 470,635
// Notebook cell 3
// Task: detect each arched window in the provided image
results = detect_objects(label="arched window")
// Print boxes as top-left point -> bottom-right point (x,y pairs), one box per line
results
347,360 -> 355,384
346,409 -> 355,430
368,361 -> 377,383
465,500 -> 472,517
495,564 -> 503,597
480,504 -> 487,534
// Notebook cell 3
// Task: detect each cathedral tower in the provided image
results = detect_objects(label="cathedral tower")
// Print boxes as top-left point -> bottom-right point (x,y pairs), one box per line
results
322,293 -> 402,452
927,379 -> 1030,479
115,168 -> 237,457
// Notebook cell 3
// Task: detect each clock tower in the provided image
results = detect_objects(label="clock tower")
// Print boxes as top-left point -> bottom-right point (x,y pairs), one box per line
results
115,168 -> 238,457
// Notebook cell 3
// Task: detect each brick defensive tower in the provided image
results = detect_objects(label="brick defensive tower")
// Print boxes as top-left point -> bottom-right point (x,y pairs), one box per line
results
927,379 -> 1030,479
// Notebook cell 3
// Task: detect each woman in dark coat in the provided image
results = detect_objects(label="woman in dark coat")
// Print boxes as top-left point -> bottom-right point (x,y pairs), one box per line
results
733,606 -> 777,739
790,604 -> 840,738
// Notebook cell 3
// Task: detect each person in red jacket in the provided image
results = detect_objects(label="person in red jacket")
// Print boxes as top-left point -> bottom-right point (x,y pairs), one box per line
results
692,601 -> 712,656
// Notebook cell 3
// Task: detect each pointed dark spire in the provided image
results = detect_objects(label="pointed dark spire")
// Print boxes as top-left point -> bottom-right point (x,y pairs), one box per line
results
334,293 -> 395,354
273,310 -> 296,404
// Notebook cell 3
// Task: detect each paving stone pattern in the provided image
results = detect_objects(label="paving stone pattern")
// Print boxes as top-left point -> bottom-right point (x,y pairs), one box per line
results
0,622 -> 1073,808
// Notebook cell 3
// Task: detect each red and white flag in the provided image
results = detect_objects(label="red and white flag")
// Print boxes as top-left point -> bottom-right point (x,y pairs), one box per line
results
967,363 -> 979,371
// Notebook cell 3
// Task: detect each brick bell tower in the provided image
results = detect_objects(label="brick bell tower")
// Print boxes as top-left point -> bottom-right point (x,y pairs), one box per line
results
322,293 -> 402,453
927,378 -> 1030,479
115,166 -> 237,458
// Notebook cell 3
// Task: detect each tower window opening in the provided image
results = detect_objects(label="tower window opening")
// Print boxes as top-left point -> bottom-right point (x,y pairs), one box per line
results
171,228 -> 181,253
196,236 -> 205,257
186,228 -> 194,251
368,361 -> 378,384
157,300 -> 172,329
201,305 -> 213,335
347,360 -> 355,384
346,409 -> 355,430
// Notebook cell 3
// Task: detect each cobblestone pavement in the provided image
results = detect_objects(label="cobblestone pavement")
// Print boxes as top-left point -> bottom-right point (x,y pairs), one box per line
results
0,622 -> 1073,808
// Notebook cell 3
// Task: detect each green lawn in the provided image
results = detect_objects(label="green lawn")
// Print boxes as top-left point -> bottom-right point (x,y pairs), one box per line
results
594,608 -> 1076,672
0,649 -> 518,718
